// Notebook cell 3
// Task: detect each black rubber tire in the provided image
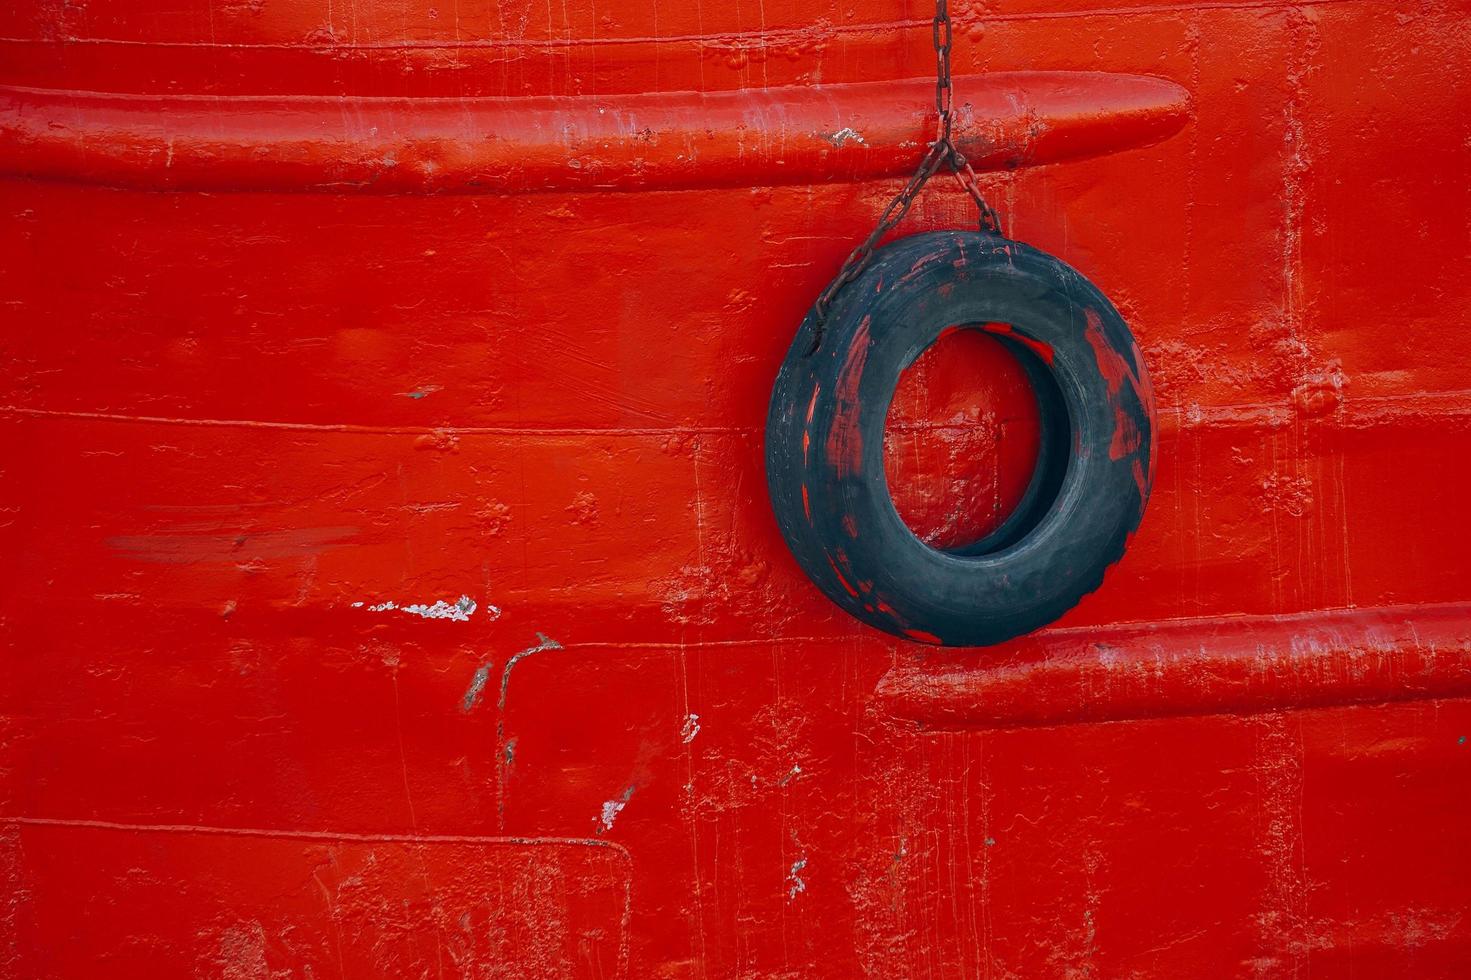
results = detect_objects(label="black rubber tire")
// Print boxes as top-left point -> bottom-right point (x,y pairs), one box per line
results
765,230 -> 1156,647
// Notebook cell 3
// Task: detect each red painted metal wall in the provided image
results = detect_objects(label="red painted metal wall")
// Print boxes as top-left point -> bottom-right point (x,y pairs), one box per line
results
3,0 -> 1471,975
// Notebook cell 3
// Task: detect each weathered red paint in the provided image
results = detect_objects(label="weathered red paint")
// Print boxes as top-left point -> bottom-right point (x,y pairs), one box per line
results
0,72 -> 1190,195
886,327 -> 1041,548
3,0 -> 1471,977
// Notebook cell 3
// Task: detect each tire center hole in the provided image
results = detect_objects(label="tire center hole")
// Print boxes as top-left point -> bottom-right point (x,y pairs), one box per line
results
883,324 -> 1043,551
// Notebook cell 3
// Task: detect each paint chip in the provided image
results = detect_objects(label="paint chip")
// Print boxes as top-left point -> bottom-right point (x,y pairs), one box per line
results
681,713 -> 701,744
598,785 -> 635,834
787,857 -> 807,900
821,127 -> 867,147
356,595 -> 478,623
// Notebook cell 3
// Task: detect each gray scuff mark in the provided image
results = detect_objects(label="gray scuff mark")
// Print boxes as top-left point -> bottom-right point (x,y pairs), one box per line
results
466,631 -> 562,714
109,526 -> 357,564
492,631 -> 565,832
598,785 -> 635,835
398,385 -> 442,400
497,632 -> 564,711
680,713 -> 701,744
461,663 -> 492,712
787,856 -> 807,901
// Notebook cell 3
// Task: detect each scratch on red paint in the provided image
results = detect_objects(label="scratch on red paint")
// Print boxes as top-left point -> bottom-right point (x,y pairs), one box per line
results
980,321 -> 1055,366
1083,309 -> 1152,469
825,315 -> 871,479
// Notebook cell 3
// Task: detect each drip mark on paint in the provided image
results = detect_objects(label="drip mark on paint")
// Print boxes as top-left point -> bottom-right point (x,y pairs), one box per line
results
353,595 -> 479,622
681,713 -> 701,744
598,785 -> 635,834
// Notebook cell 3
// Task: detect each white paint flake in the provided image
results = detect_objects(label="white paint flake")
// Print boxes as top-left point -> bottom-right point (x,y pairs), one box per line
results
352,595 -> 478,622
598,786 -> 635,834
787,856 -> 808,900
680,713 -> 701,744
826,127 -> 866,146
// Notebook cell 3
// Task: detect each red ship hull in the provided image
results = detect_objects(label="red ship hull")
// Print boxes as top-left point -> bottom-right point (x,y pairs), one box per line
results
3,0 -> 1471,975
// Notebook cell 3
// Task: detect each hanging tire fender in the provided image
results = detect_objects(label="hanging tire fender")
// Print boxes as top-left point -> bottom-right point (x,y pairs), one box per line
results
764,230 -> 1157,647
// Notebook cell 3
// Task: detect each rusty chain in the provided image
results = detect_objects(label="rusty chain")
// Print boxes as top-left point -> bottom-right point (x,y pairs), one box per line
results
809,0 -> 1003,351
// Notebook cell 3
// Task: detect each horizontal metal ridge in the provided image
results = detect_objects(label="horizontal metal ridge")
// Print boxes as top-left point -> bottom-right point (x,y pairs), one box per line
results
877,602 -> 1471,730
0,71 -> 1190,194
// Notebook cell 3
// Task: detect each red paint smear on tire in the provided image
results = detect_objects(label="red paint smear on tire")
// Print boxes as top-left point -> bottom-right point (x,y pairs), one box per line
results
980,321 -> 1055,366
1083,309 -> 1153,464
824,553 -> 859,598
801,484 -> 811,520
825,314 -> 871,479
904,628 -> 943,645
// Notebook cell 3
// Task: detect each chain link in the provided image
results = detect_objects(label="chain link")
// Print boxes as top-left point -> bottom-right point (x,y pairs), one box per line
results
810,0 -> 1003,351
